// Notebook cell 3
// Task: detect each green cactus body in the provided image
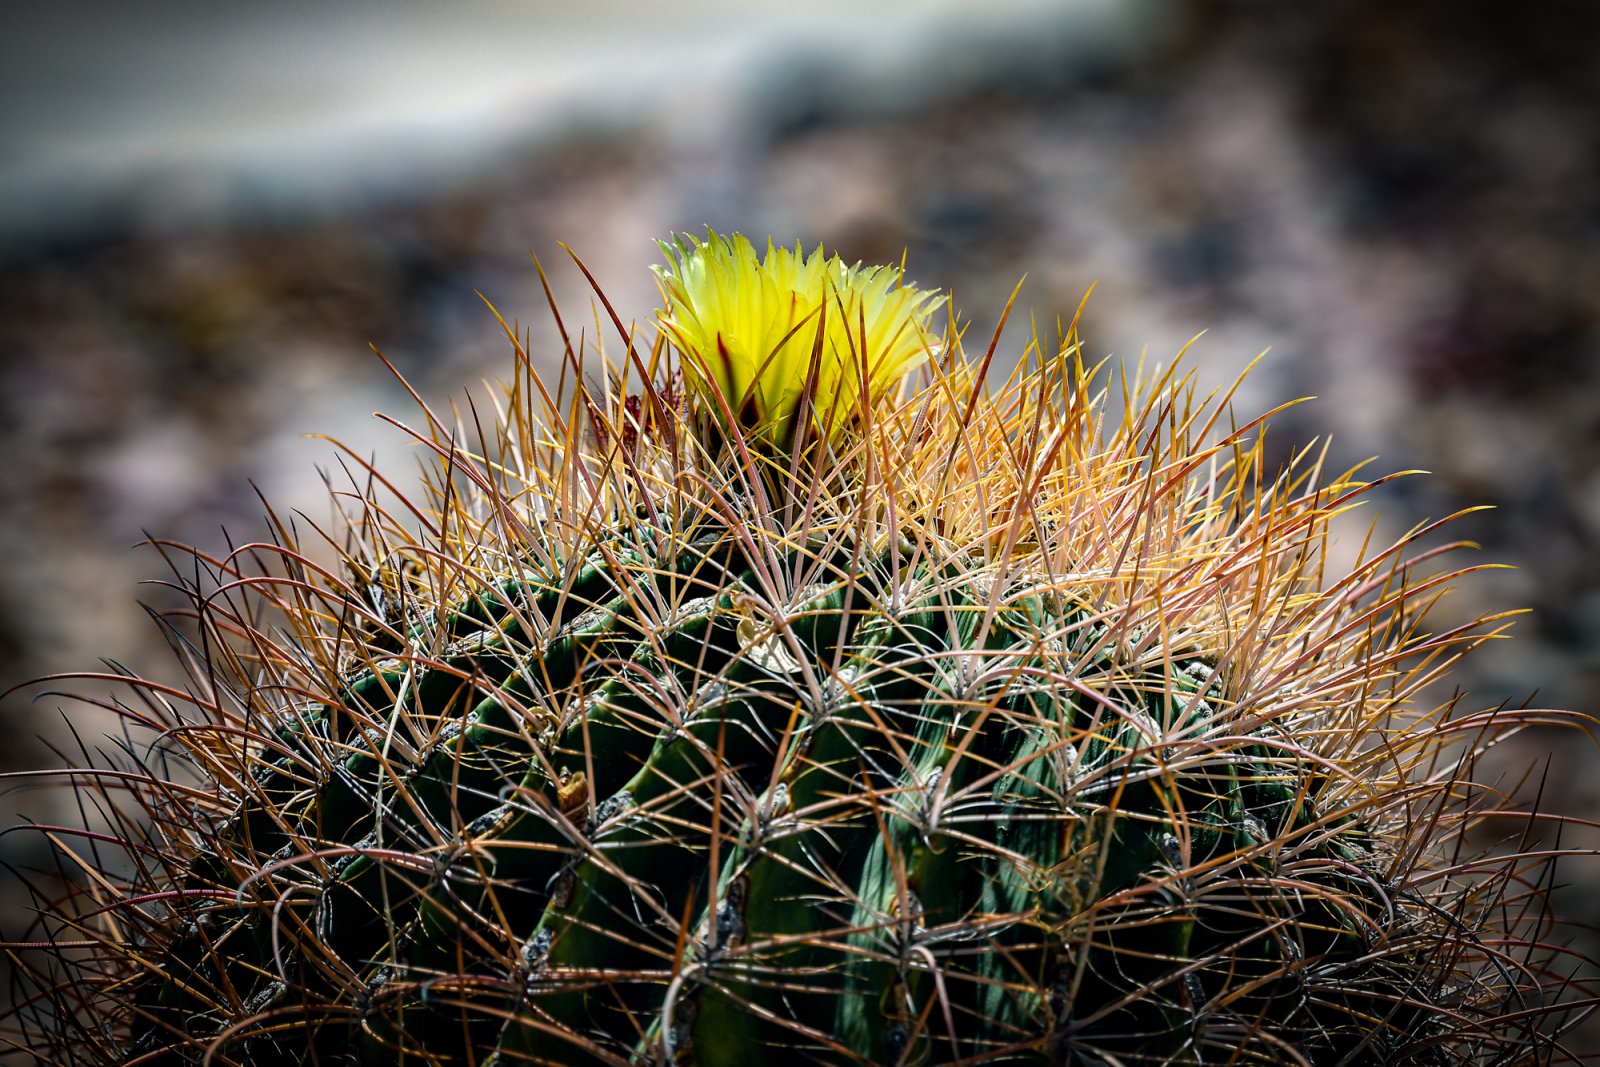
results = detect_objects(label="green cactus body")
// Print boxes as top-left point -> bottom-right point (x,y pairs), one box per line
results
7,233 -> 1591,1066
117,516 -> 1467,1064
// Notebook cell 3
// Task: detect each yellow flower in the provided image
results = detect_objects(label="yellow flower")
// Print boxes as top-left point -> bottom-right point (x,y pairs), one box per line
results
654,231 -> 944,449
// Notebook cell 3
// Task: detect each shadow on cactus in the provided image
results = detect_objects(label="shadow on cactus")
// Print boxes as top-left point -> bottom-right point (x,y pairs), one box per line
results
4,231 -> 1596,1064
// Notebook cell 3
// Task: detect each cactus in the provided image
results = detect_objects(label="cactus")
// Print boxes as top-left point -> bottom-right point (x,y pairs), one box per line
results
4,231 -> 1594,1065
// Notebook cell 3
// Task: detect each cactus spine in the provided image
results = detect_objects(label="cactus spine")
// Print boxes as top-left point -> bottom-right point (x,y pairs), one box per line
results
4,232 -> 1592,1064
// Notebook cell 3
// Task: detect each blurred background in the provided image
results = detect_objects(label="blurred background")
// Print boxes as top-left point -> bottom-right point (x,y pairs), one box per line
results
3,0 -> 1598,1055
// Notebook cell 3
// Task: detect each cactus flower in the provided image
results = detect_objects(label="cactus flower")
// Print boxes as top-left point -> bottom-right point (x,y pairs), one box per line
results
654,230 -> 944,448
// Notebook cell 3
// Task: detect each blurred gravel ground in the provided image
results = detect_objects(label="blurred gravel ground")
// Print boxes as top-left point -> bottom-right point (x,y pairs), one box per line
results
4,0 -> 1599,1053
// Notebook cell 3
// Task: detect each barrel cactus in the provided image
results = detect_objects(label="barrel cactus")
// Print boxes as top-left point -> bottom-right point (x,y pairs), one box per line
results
4,231 -> 1593,1064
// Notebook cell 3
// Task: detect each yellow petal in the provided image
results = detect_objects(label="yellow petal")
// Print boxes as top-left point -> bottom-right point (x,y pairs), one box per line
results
654,230 -> 944,449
